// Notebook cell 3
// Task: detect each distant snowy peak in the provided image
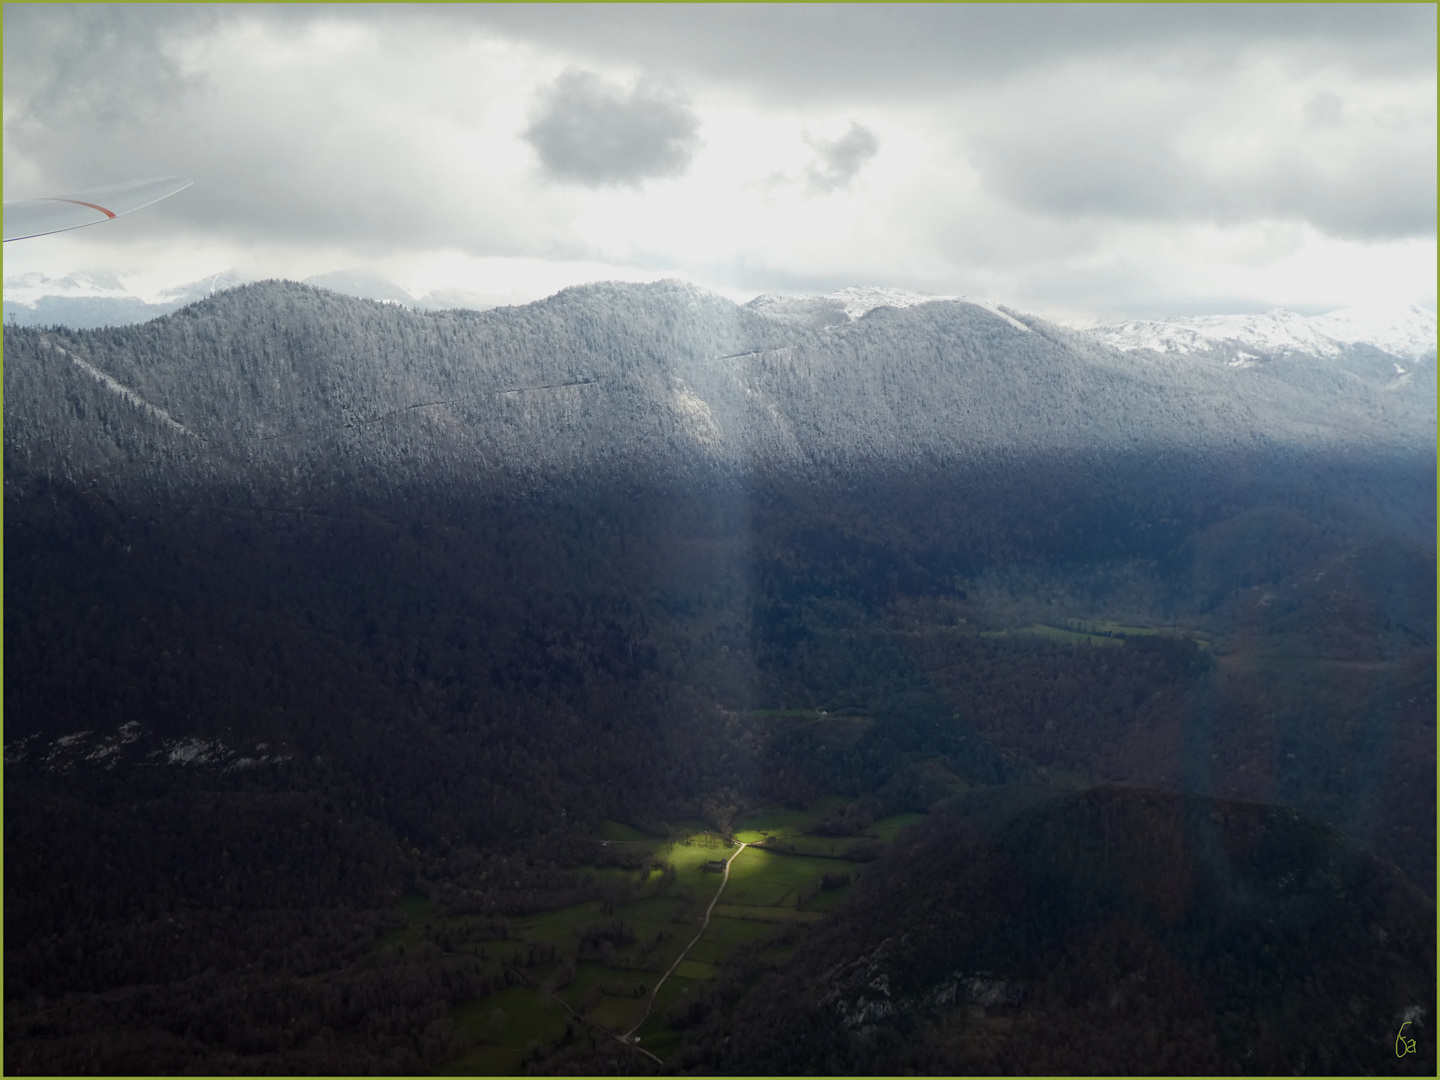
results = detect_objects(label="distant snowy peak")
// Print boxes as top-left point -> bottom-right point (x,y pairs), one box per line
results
823,285 -> 958,319
4,268 -> 134,306
156,269 -> 252,305
4,268 -> 254,308
3,266 -> 505,328
1309,306 -> 1438,361
748,285 -> 1030,331
1093,306 -> 1437,363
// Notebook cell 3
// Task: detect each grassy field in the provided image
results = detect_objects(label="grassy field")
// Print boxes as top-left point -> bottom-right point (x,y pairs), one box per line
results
981,623 -> 1124,647
732,795 -> 847,842
435,795 -> 923,1073
449,984 -> 569,1066
980,620 -> 1212,650
598,819 -> 657,843
632,973 -> 699,1055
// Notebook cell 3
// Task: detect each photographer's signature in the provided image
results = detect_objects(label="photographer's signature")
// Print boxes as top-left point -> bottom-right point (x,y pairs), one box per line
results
1395,1020 -> 1417,1058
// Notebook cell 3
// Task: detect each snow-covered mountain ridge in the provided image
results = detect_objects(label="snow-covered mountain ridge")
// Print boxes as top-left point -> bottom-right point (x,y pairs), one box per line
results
4,279 -> 1433,501
2,268 -> 500,328
747,286 -> 1031,332
1091,305 -> 1437,364
9,265 -> 1433,370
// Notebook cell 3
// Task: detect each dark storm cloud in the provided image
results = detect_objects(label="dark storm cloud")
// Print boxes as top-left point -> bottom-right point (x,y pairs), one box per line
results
524,69 -> 700,187
2,4 -> 223,207
2,4 -> 215,152
805,122 -> 879,194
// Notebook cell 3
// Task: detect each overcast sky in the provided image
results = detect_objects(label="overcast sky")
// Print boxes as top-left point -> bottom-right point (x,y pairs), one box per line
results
4,3 -> 1435,324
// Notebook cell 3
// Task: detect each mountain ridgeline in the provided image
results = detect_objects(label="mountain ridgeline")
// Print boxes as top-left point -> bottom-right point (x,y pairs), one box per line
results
4,279 -> 1434,493
4,280 -> 1434,1074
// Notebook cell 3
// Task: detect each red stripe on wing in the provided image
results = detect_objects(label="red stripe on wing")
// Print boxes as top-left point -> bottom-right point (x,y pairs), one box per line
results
50,198 -> 118,219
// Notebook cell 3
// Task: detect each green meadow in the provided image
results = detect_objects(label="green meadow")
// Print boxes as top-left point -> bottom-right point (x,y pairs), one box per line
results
980,620 -> 1212,650
433,794 -> 917,1073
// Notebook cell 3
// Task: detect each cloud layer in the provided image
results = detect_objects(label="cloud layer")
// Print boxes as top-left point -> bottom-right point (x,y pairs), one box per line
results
3,4 -> 1434,323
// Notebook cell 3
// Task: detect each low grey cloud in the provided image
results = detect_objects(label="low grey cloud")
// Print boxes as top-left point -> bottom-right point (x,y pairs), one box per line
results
446,4 -> 1438,99
2,5 -> 551,256
524,69 -> 700,187
3,5 -> 1432,320
966,73 -> 1436,242
3,5 -> 213,136
805,122 -> 879,194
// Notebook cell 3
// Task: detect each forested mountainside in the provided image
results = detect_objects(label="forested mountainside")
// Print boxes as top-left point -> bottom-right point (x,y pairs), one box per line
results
5,281 -> 1433,1074
4,280 -> 1433,495
693,785 -> 1436,1076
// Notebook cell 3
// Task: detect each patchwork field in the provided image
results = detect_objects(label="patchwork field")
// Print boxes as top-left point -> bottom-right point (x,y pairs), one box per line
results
430,795 -> 920,1073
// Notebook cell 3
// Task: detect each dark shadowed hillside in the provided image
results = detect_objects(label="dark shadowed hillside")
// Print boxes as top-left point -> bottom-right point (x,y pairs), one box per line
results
5,281 -> 1432,1073
687,785 -> 1435,1075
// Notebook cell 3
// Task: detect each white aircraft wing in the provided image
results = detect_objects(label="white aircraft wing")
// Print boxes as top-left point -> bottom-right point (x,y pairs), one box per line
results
3,176 -> 193,241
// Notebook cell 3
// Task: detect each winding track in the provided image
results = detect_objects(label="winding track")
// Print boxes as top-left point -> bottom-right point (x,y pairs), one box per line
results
621,841 -> 748,1041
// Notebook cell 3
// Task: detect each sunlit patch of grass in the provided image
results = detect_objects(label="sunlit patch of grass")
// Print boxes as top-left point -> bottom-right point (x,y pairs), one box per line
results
734,795 -> 852,842
435,800 -> 930,1067
662,836 -> 735,881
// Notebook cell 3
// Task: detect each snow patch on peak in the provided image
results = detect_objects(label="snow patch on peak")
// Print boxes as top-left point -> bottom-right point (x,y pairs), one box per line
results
3,269 -> 132,305
1093,310 -> 1340,358
155,269 -> 253,305
822,286 -> 958,320
748,286 -> 1030,331
1092,305 -> 1436,363
1310,305 -> 1437,361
